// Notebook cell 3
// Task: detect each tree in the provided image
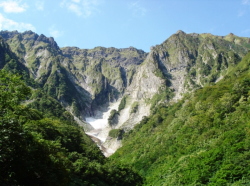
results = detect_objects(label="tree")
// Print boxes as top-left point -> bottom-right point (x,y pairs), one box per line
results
0,70 -> 31,111
0,71 -> 69,185
0,70 -> 32,184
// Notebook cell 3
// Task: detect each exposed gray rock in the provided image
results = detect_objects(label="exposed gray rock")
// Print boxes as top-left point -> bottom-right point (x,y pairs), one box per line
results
1,30 -> 250,155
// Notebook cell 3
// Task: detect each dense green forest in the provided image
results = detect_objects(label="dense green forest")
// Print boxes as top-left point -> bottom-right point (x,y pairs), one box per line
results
0,58 -> 142,185
110,52 -> 250,185
1,31 -> 250,185
0,71 -> 143,185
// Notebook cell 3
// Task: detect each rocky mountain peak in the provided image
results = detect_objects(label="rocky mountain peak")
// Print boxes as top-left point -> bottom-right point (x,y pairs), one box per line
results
35,34 -> 59,50
175,30 -> 186,35
0,30 -> 19,39
1,30 -> 250,156
22,31 -> 39,41
0,30 -> 60,51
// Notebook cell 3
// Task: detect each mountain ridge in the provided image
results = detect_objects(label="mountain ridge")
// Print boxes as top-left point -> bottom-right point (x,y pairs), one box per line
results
1,29 -> 250,185
1,30 -> 250,154
110,51 -> 250,185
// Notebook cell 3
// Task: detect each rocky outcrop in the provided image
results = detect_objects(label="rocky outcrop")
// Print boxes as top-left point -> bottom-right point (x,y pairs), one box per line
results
139,31 -> 250,101
0,30 -> 148,116
103,31 -> 250,150
1,30 -> 250,155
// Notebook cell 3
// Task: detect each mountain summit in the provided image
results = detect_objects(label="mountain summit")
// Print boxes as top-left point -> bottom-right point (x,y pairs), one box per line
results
0,30 -> 250,154
0,30 -> 250,185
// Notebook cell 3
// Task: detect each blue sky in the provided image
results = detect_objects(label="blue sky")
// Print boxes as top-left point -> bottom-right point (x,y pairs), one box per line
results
0,0 -> 249,52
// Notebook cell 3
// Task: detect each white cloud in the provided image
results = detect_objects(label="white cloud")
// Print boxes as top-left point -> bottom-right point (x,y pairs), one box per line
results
129,1 -> 147,17
68,3 -> 82,16
0,0 -> 28,13
35,1 -> 44,11
0,13 -> 35,31
49,26 -> 64,38
242,0 -> 250,5
60,0 -> 102,18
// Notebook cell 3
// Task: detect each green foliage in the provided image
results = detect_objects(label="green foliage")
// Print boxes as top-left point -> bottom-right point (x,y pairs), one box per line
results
156,31 -> 250,92
28,89 -> 75,123
109,109 -> 119,119
40,63 -> 90,116
109,129 -> 124,139
148,87 -> 173,111
71,99 -> 80,117
2,30 -> 250,186
0,71 -> 61,185
130,101 -> 139,113
189,67 -> 196,77
0,70 -> 143,186
108,109 -> 119,126
110,52 -> 250,185
118,96 -> 127,111
43,66 -> 72,102
200,63 -> 211,76
109,129 -> 120,138
154,68 -> 165,79
0,70 -> 31,109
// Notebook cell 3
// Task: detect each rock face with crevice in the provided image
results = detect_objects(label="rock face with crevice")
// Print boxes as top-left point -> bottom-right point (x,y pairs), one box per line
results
1,30 -> 250,155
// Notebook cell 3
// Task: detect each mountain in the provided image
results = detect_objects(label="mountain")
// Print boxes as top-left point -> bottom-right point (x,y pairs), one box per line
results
0,38 -> 142,185
0,30 -> 250,154
110,51 -> 250,185
0,29 -> 250,185
0,30 -> 146,112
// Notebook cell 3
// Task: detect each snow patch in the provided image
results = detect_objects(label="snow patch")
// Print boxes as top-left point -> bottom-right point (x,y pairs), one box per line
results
85,100 -> 121,156
86,117 -> 108,130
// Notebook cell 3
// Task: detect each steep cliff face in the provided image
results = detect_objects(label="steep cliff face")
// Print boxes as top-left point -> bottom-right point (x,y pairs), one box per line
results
0,36 -> 13,68
0,31 -> 60,78
110,51 -> 250,185
0,31 -> 147,118
60,46 -> 147,109
1,30 -> 250,155
147,31 -> 250,101
119,31 -> 249,114
103,31 -> 250,153
0,35 -> 31,79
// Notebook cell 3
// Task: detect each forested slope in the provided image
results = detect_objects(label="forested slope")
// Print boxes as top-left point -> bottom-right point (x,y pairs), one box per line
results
0,37 -> 142,185
110,52 -> 250,185
1,30 -> 250,185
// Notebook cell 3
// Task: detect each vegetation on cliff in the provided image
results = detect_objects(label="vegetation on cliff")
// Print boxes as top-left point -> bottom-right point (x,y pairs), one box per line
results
0,36 -> 143,185
110,52 -> 250,185
0,70 -> 143,186
1,30 -> 250,185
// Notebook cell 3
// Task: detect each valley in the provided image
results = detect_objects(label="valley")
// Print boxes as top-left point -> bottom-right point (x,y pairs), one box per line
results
0,30 -> 250,185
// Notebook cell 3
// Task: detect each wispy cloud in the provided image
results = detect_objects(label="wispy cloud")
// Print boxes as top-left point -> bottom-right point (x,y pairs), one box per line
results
0,13 -> 35,31
242,0 -> 250,5
35,1 -> 44,11
238,0 -> 250,17
129,1 -> 147,17
60,0 -> 102,18
68,3 -> 82,16
49,26 -> 64,38
0,0 -> 28,13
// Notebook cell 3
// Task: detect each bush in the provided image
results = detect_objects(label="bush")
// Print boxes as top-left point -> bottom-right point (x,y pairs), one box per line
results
130,102 -> 139,113
118,96 -> 127,111
109,129 -> 124,140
